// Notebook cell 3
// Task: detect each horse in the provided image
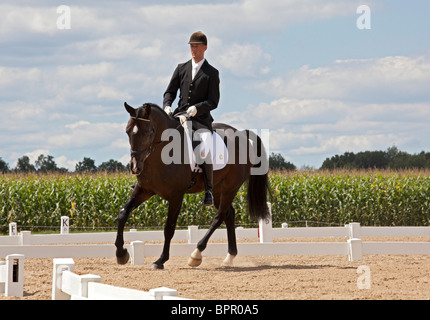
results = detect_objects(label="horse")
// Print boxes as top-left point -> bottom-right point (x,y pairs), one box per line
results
115,102 -> 270,269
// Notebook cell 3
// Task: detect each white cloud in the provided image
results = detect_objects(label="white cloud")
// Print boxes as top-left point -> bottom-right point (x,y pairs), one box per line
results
118,153 -> 130,166
238,53 -> 430,165
221,97 -> 430,165
215,42 -> 271,77
49,121 -> 125,150
291,134 -> 410,156
258,54 -> 430,103
135,0 -> 358,36
0,5 -> 57,37
0,66 -> 41,87
250,98 -> 347,125
65,121 -> 91,129
109,139 -> 129,150
55,155 -> 78,171
56,62 -> 114,82
25,149 -> 50,163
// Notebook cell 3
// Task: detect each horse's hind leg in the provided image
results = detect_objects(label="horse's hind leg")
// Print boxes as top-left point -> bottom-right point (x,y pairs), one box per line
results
188,191 -> 237,268
222,205 -> 237,266
188,191 -> 221,267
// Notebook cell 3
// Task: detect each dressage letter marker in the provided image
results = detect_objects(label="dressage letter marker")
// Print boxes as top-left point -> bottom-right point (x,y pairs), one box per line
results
9,222 -> 17,236
61,216 -> 69,234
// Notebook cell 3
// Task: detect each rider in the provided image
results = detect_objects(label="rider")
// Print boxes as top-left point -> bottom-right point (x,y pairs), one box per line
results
163,31 -> 220,206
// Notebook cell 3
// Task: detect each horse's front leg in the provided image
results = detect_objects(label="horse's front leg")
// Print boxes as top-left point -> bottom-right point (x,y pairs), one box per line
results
115,186 -> 151,265
151,195 -> 183,269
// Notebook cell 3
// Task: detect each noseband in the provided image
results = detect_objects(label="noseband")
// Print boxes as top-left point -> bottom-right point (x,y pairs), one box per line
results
130,146 -> 157,158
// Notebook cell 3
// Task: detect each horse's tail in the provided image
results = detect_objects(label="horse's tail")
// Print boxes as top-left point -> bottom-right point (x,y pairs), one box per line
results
245,130 -> 271,222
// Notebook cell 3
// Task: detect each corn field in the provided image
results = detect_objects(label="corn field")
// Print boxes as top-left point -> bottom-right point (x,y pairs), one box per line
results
1,170 -> 430,234
270,170 -> 430,227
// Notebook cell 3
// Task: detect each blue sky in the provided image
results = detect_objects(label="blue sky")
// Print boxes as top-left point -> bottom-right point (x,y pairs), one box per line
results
1,0 -> 430,170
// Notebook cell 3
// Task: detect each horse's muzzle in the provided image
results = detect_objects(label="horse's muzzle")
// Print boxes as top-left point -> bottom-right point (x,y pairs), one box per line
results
130,157 -> 143,175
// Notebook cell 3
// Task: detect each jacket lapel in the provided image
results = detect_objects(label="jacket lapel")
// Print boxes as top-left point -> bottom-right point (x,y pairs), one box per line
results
191,60 -> 208,83
184,60 -> 193,85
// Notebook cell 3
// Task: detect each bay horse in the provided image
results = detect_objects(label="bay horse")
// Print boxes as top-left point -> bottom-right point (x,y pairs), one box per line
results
115,102 -> 270,269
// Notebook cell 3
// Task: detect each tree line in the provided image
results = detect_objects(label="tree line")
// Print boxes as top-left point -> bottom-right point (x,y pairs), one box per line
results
1,146 -> 428,174
0,154 -> 127,174
265,147 -> 430,171
1,152 -> 296,173
320,146 -> 430,170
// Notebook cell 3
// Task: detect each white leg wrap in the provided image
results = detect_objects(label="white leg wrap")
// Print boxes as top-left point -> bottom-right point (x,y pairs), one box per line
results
222,253 -> 236,266
188,249 -> 203,267
191,248 -> 202,260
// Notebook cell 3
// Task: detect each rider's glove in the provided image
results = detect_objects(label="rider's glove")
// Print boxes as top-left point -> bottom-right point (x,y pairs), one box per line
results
186,105 -> 197,117
164,106 -> 173,116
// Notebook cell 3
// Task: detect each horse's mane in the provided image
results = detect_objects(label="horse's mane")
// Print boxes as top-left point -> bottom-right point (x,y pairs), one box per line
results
138,103 -> 173,122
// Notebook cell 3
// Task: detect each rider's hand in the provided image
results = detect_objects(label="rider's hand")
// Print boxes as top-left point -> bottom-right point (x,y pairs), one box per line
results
186,105 -> 197,117
164,106 -> 173,116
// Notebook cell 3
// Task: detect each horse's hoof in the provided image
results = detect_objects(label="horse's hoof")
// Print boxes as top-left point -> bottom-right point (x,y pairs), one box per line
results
188,256 -> 202,268
150,263 -> 164,270
116,249 -> 130,265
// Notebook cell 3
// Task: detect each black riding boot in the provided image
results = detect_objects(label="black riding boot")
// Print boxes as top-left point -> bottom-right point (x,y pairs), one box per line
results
200,162 -> 214,206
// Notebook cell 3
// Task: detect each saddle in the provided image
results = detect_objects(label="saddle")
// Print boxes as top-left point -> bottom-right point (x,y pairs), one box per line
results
176,113 -> 229,173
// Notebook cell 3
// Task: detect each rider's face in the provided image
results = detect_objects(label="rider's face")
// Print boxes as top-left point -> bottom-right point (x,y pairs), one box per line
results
190,43 -> 207,63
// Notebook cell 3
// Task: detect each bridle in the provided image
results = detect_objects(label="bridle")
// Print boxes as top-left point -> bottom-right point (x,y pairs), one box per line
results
128,111 -> 187,166
130,116 -> 150,122
129,116 -> 161,161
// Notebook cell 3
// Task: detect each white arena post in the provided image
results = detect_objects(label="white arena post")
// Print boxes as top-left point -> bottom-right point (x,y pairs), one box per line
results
52,258 -> 75,300
20,231 -> 32,245
130,241 -> 145,265
348,238 -> 363,261
188,225 -> 199,244
348,222 -> 361,238
0,254 -> 25,297
52,258 -> 102,300
0,262 -> 3,294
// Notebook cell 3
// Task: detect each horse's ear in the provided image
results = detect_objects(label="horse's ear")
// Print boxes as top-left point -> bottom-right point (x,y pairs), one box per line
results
124,102 -> 136,117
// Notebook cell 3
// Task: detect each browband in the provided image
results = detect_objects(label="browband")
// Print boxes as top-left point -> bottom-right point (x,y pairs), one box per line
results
131,116 -> 150,122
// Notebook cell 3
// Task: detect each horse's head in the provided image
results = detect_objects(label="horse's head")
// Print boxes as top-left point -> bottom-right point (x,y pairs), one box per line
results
124,102 -> 156,175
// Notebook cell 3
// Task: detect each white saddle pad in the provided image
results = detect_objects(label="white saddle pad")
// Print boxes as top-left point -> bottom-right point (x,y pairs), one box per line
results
183,126 -> 229,172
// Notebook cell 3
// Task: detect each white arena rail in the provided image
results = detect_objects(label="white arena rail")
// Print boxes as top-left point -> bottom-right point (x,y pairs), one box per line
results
52,258 -> 189,300
1,203 -> 430,262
